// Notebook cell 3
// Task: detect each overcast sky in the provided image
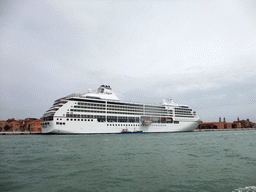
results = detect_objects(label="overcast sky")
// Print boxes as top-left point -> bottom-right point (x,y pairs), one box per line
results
0,0 -> 256,122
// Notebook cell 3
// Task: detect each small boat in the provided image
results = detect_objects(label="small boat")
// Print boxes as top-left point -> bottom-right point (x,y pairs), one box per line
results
121,129 -> 143,134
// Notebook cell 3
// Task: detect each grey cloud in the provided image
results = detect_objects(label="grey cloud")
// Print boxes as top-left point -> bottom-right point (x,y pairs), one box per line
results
0,0 -> 256,122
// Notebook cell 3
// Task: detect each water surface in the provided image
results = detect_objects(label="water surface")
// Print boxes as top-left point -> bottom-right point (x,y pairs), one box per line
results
1,131 -> 256,192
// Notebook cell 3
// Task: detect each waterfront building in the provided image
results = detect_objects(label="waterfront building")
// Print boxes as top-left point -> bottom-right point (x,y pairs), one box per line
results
197,117 -> 255,130
0,118 -> 42,133
25,119 -> 42,133
0,118 -> 21,132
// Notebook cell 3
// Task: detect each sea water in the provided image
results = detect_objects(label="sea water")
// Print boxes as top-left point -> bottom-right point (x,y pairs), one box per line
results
1,130 -> 256,192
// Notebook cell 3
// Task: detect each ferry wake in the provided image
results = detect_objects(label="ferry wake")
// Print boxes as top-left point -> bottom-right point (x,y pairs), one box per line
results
41,85 -> 201,134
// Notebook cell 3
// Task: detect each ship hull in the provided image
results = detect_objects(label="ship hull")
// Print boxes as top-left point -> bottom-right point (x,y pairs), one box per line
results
42,118 -> 201,134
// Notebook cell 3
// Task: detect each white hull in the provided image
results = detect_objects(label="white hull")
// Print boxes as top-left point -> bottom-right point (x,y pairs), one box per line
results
41,85 -> 201,134
42,118 -> 200,134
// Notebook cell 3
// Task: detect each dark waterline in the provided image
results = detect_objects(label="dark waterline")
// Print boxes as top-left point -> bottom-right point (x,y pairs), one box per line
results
1,131 -> 256,192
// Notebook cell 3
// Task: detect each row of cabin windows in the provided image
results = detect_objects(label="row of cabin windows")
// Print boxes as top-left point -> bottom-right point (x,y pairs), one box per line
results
55,122 -> 178,126
77,102 -> 146,111
66,114 -> 93,118
77,102 -> 169,111
106,124 -> 168,126
175,112 -> 192,115
108,108 -> 143,112
175,115 -> 194,118
108,106 -> 167,111
108,111 -> 142,115
66,114 -> 174,120
175,109 -> 192,112
71,109 -> 105,113
75,106 -> 105,110
76,105 -> 170,113
77,102 -> 105,107
108,105 -> 165,110
71,109 -> 142,115
56,122 -> 66,125
66,118 -> 139,123
108,106 -> 143,110
57,118 -> 179,124
70,109 -> 172,116
108,111 -> 171,116
107,124 -> 140,126
66,119 -> 93,122
75,106 -> 170,114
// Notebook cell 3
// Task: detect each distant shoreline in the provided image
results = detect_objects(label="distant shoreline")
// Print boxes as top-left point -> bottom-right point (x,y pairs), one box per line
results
0,132 -> 42,135
195,128 -> 256,132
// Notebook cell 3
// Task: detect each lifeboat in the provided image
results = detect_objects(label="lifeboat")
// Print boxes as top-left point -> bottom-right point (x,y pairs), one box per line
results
142,120 -> 152,126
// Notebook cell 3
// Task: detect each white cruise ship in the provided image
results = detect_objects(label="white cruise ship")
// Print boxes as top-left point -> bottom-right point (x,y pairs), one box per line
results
41,85 -> 201,134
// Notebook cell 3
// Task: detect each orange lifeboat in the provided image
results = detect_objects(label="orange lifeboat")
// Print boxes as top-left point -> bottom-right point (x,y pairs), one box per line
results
142,120 -> 152,126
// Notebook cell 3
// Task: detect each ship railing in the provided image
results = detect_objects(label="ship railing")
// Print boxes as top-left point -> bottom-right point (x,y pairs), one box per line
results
66,93 -> 86,98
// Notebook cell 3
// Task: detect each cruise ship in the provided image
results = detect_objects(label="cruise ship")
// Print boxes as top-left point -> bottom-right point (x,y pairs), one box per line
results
41,85 -> 201,134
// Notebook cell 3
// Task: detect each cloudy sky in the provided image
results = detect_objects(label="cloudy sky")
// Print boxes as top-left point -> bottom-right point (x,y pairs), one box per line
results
0,0 -> 256,122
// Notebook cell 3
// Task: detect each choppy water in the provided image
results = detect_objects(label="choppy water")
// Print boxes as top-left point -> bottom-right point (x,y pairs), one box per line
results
1,131 -> 256,192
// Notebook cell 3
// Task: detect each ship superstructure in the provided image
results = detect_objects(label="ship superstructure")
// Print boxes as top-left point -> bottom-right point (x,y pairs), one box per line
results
41,85 -> 200,134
